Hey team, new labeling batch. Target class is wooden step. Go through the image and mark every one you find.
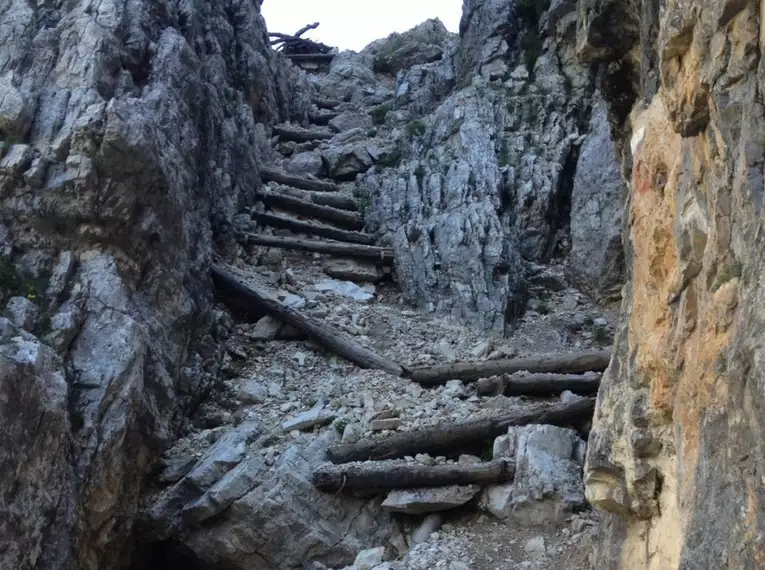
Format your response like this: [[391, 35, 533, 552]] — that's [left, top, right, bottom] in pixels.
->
[[255, 189, 363, 231], [273, 124, 334, 143], [286, 53, 335, 63], [259, 167, 340, 193], [314, 97, 342, 110], [238, 233, 393, 264], [251, 212, 375, 245], [276, 186, 358, 212], [309, 111, 342, 126]]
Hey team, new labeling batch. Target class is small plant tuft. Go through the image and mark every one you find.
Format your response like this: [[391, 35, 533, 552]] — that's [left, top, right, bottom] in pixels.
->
[[593, 325, 612, 346], [712, 260, 743, 292], [334, 419, 348, 436], [375, 149, 402, 169], [406, 120, 427, 138], [414, 164, 427, 187], [370, 102, 393, 125]]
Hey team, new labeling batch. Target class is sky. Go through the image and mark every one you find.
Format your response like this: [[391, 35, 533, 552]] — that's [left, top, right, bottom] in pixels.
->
[[261, 0, 463, 52]]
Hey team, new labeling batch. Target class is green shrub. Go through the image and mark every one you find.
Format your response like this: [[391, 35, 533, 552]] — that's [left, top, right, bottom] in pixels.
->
[[376, 149, 402, 168], [515, 0, 550, 27], [370, 102, 393, 125], [712, 260, 743, 292], [521, 32, 543, 73], [406, 120, 427, 138]]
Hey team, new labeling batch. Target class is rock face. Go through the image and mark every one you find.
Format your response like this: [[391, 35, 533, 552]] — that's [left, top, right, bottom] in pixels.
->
[[145, 432, 404, 570], [360, 0, 624, 332], [0, 0, 310, 568], [581, 1, 765, 568]]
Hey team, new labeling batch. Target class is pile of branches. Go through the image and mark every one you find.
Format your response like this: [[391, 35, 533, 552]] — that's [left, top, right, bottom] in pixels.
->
[[269, 22, 333, 56]]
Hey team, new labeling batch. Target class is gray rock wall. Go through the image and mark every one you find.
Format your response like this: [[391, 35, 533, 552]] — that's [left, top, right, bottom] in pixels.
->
[[0, 1, 311, 568]]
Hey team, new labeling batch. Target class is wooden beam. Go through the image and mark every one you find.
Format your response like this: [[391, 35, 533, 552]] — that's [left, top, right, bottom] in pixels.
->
[[255, 189, 363, 230], [259, 167, 341, 193], [238, 233, 394, 264], [211, 265, 404, 376], [404, 350, 612, 386], [273, 124, 334, 143], [314, 97, 342, 110], [326, 398, 595, 463], [311, 459, 512, 493], [251, 212, 375, 245]]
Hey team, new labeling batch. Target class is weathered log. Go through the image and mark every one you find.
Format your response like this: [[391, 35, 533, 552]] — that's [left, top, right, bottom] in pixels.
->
[[276, 186, 357, 211], [405, 350, 612, 386], [273, 124, 334, 143], [477, 372, 602, 397], [326, 398, 595, 463], [255, 189, 363, 230], [251, 212, 375, 245], [211, 265, 404, 376], [311, 459, 512, 493], [285, 53, 335, 63], [238, 233, 394, 264], [310, 111, 342, 126], [314, 97, 342, 110], [259, 167, 341, 193], [293, 21, 320, 38]]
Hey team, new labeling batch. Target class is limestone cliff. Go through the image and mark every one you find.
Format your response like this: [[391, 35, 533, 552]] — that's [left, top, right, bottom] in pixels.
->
[[581, 0, 765, 567], [0, 1, 310, 569]]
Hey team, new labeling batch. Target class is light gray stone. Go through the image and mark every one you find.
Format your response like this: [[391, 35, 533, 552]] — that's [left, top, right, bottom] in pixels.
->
[[5, 296, 39, 331], [329, 111, 374, 133], [186, 422, 262, 491], [569, 96, 626, 301], [381, 485, 480, 514], [282, 405, 336, 432], [286, 151, 324, 176], [158, 455, 198, 484], [311, 279, 375, 302], [354, 547, 385, 570], [238, 378, 268, 404], [483, 425, 586, 524], [412, 513, 443, 544]]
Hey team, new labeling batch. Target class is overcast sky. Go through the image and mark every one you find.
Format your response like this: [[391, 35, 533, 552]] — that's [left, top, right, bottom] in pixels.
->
[[261, 0, 463, 52]]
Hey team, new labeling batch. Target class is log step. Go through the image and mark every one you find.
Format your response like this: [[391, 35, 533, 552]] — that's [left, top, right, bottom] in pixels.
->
[[273, 124, 334, 143], [255, 189, 363, 231], [238, 233, 394, 264], [211, 265, 404, 376], [310, 111, 342, 126], [259, 166, 340, 193], [404, 350, 612, 386], [276, 186, 358, 212], [476, 372, 602, 397], [326, 398, 595, 464], [314, 97, 342, 110], [286, 53, 335, 63], [311, 459, 512, 493], [251, 211, 375, 245]]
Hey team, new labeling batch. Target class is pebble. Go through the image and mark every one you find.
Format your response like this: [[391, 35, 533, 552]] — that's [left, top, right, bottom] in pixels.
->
[[370, 418, 401, 431]]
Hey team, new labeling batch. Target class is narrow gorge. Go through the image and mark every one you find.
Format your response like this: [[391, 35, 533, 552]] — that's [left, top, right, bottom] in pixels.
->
[[0, 0, 763, 569]]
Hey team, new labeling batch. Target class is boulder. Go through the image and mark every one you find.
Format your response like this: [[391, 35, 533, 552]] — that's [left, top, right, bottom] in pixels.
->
[[482, 425, 587, 524], [285, 151, 324, 176], [175, 432, 405, 569], [5, 296, 39, 331]]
